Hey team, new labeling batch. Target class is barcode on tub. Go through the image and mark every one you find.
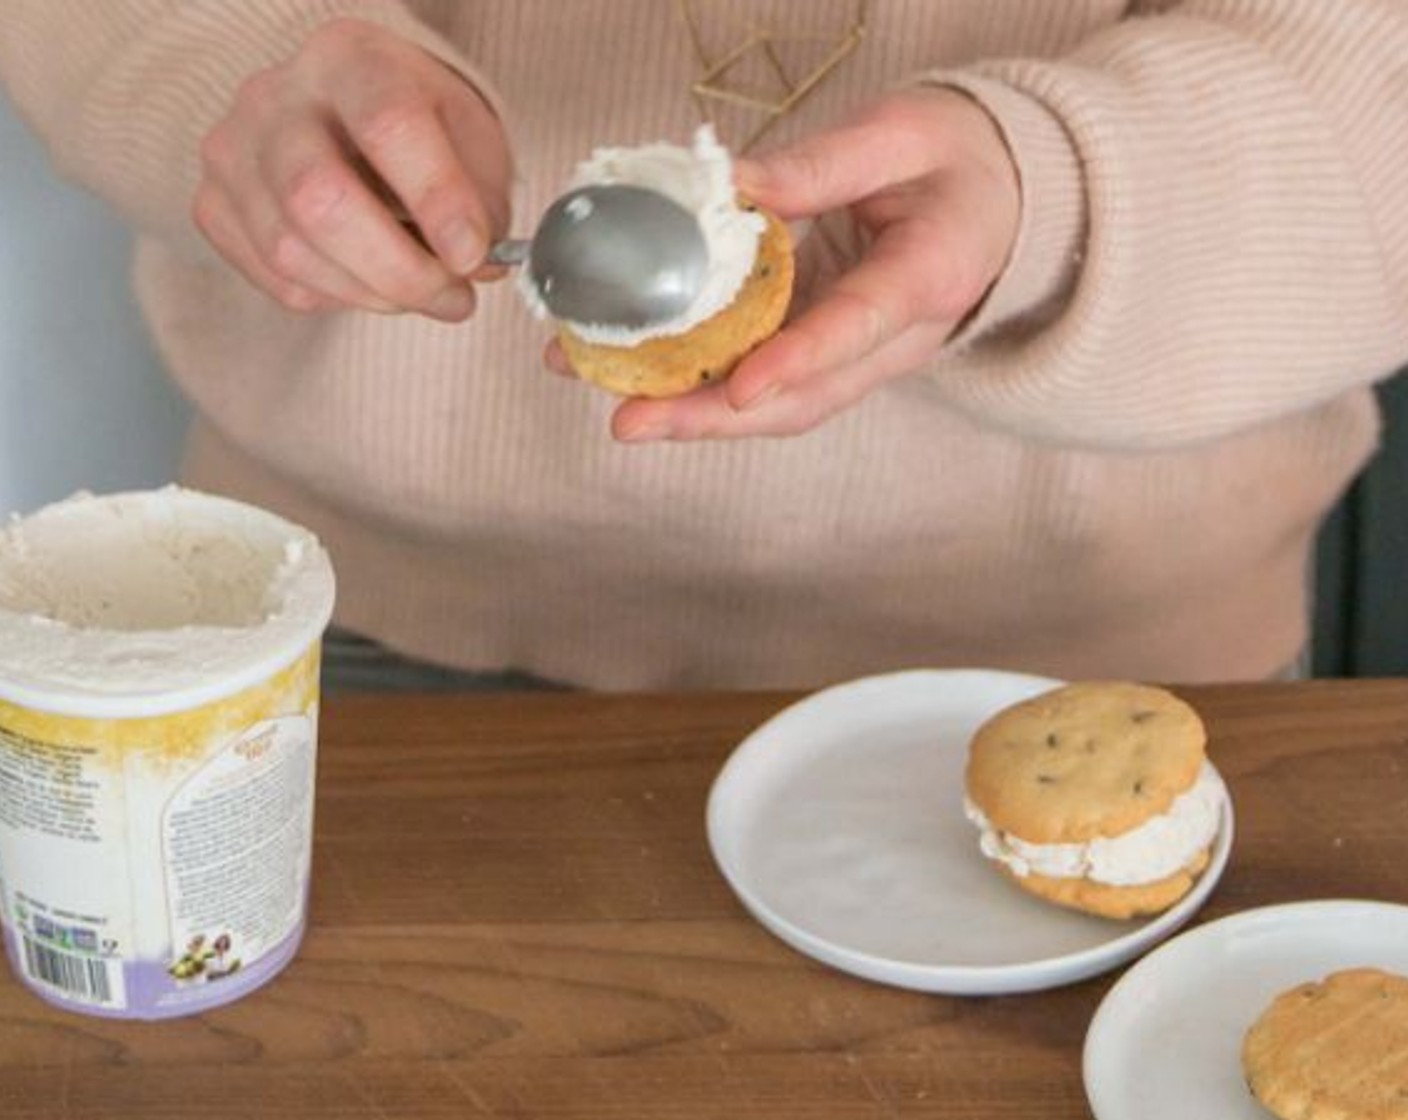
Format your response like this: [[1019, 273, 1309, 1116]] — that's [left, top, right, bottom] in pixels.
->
[[20, 935, 121, 1007]]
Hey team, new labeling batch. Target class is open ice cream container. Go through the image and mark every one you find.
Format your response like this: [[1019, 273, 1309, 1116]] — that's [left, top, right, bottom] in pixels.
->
[[0, 487, 335, 1018]]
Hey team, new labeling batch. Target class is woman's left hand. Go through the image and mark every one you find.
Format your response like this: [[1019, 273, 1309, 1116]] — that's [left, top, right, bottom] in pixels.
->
[[552, 87, 1021, 442]]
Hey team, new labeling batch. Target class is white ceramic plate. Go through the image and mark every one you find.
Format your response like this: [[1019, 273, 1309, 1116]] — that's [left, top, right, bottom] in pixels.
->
[[1084, 899, 1408, 1119], [706, 669, 1234, 995]]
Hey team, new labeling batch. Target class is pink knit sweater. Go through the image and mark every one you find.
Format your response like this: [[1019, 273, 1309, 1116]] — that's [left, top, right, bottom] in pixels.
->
[[5, 1, 1407, 688]]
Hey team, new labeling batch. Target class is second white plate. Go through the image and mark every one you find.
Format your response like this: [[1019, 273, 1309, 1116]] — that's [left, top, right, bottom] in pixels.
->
[[706, 669, 1234, 995], [1084, 899, 1408, 1119]]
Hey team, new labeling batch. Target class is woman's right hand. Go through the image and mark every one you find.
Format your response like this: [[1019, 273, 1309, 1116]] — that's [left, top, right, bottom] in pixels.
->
[[193, 18, 512, 321]]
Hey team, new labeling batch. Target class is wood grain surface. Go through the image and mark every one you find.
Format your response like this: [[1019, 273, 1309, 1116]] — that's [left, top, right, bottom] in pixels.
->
[[1, 680, 1405, 1119]]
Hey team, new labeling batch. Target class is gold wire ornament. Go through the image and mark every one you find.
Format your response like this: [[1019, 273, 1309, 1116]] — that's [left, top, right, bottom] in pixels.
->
[[677, 0, 870, 152]]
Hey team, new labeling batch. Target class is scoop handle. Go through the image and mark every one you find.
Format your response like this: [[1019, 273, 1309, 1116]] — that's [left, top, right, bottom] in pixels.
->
[[485, 239, 530, 267]]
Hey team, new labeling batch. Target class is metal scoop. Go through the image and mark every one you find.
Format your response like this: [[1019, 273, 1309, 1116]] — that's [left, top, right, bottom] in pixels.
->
[[488, 184, 709, 328]]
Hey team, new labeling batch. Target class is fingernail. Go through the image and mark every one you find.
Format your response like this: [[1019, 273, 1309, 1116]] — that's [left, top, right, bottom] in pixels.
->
[[440, 218, 485, 275], [618, 421, 671, 443], [427, 284, 475, 321], [733, 381, 780, 411]]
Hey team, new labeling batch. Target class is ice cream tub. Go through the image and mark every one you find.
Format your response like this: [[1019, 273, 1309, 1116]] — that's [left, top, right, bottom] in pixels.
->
[[0, 487, 335, 1018]]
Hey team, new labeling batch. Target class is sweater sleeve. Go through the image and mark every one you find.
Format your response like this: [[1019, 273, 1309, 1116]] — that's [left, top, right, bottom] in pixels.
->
[[922, 0, 1408, 451], [0, 0, 505, 257]]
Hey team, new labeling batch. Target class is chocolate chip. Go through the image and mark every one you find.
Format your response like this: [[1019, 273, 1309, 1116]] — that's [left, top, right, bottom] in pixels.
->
[[1036, 774, 1057, 785], [1045, 733, 1060, 748], [1131, 710, 1157, 723], [1133, 779, 1146, 795]]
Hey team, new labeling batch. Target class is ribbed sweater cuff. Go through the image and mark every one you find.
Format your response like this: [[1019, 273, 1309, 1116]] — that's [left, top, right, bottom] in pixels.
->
[[916, 72, 1088, 348]]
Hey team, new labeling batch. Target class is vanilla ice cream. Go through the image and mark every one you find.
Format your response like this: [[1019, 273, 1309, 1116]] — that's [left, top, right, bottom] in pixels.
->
[[0, 487, 332, 706], [518, 124, 766, 346], [964, 763, 1225, 887]]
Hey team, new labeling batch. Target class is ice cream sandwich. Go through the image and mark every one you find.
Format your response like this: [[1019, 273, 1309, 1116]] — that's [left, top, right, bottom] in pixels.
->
[[963, 681, 1226, 920]]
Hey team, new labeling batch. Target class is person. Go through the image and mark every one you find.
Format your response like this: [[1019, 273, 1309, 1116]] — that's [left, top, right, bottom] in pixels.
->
[[2, 1, 1406, 691]]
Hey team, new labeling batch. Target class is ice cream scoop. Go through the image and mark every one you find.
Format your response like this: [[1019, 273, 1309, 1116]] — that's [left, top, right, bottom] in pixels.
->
[[489, 184, 709, 328]]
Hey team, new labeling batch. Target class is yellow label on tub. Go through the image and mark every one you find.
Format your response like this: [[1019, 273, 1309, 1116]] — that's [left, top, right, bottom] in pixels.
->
[[0, 647, 320, 762]]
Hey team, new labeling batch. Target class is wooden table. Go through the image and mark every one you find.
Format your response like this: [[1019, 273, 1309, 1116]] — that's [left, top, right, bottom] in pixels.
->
[[2, 680, 1406, 1119]]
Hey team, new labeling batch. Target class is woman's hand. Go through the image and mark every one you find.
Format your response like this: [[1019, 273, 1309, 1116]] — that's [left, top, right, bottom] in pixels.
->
[[193, 18, 512, 321], [595, 87, 1020, 440]]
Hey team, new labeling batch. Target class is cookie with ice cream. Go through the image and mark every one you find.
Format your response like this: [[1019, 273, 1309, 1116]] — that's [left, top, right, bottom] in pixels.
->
[[962, 680, 1226, 920], [522, 126, 794, 399]]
